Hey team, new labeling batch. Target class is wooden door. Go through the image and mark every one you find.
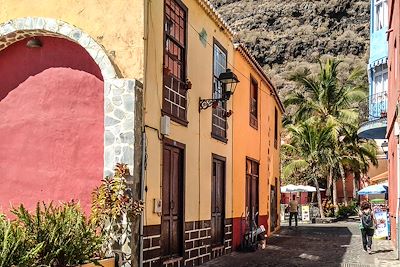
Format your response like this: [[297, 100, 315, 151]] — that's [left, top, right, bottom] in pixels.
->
[[211, 155, 225, 246], [246, 159, 259, 227], [161, 141, 184, 258], [270, 185, 277, 232]]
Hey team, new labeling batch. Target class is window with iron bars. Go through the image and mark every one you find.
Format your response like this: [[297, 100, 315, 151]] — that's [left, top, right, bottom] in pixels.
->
[[212, 41, 228, 141], [163, 0, 188, 125]]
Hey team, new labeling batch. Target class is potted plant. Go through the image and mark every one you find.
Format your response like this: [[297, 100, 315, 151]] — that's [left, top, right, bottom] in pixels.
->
[[91, 163, 144, 267]]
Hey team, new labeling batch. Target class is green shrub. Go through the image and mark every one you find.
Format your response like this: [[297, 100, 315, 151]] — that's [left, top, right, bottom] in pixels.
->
[[336, 200, 358, 218], [0, 214, 43, 267], [10, 202, 103, 266]]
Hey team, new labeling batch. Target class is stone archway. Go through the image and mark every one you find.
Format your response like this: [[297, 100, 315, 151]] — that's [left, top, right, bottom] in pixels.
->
[[0, 17, 139, 177], [0, 18, 141, 267]]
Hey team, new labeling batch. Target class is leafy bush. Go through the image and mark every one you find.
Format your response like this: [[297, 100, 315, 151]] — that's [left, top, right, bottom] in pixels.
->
[[0, 202, 103, 267], [0, 215, 43, 267], [336, 200, 358, 218], [12, 202, 103, 266], [322, 199, 336, 217]]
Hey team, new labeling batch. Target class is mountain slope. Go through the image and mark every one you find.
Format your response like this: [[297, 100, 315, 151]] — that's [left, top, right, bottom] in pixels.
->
[[212, 0, 370, 95]]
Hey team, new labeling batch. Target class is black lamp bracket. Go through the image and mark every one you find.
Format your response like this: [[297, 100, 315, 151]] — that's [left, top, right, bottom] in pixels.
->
[[199, 98, 225, 112]]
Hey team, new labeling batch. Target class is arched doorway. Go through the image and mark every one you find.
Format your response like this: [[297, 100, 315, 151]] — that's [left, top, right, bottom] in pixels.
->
[[0, 36, 104, 213], [0, 17, 139, 266]]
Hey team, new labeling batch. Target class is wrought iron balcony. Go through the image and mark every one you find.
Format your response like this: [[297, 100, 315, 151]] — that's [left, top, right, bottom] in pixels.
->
[[359, 91, 388, 122], [358, 91, 387, 139]]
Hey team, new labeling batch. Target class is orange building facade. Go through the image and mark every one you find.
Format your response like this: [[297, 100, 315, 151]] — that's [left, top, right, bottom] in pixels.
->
[[231, 44, 284, 250]]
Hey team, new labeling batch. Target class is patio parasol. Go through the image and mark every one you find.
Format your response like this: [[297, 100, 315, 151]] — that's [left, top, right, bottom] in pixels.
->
[[357, 184, 388, 195]]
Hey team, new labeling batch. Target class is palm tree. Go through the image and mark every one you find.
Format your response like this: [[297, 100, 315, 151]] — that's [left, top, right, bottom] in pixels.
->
[[282, 121, 334, 218], [284, 58, 368, 206], [284, 59, 367, 127]]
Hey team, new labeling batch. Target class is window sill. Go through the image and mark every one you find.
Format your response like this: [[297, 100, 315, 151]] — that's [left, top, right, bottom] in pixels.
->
[[162, 110, 189, 127], [250, 122, 258, 130], [211, 132, 228, 144]]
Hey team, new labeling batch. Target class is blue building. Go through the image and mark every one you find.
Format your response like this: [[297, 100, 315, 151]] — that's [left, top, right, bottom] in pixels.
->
[[358, 0, 389, 139]]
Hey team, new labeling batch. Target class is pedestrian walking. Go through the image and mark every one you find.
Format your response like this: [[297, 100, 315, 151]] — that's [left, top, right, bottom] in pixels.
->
[[359, 201, 376, 254], [288, 195, 299, 228]]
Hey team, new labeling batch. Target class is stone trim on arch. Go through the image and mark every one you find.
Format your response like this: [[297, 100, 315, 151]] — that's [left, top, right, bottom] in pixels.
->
[[0, 17, 117, 80]]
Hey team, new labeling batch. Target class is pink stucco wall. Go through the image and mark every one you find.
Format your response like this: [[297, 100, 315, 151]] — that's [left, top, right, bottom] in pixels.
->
[[387, 0, 400, 245], [0, 36, 104, 214]]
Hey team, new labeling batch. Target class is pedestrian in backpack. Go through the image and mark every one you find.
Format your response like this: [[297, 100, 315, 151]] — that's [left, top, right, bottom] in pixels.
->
[[359, 201, 375, 254], [288, 195, 299, 228]]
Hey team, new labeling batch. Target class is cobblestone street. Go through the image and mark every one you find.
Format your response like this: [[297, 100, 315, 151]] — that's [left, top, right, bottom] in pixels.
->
[[200, 222, 400, 267]]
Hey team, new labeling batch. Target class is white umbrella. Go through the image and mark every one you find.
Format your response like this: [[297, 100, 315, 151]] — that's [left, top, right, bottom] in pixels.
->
[[281, 185, 325, 193], [300, 185, 325, 192], [281, 184, 299, 193]]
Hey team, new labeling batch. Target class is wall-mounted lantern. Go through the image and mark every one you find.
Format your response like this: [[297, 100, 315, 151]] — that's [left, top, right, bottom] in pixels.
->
[[199, 69, 239, 111], [26, 38, 42, 48], [381, 140, 388, 159]]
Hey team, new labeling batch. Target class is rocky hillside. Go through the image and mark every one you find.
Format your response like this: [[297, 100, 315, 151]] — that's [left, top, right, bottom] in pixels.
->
[[212, 0, 370, 96]]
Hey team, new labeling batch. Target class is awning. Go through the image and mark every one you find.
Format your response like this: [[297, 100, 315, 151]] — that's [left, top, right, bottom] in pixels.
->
[[370, 171, 388, 183], [368, 57, 388, 69]]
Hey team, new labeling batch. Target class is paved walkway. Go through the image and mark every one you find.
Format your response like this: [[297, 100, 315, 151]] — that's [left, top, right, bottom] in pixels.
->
[[200, 221, 400, 267]]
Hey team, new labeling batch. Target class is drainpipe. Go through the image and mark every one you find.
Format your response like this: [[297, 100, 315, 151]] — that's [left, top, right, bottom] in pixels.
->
[[140, 0, 150, 264], [139, 131, 147, 267]]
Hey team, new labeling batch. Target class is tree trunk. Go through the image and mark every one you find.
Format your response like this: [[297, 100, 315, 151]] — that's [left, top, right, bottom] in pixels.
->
[[313, 176, 325, 218], [352, 171, 359, 200], [332, 176, 338, 214], [339, 163, 348, 206], [326, 167, 332, 197]]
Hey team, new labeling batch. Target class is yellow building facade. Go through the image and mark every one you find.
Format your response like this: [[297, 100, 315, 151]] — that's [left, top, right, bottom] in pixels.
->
[[143, 1, 235, 266], [231, 45, 284, 250]]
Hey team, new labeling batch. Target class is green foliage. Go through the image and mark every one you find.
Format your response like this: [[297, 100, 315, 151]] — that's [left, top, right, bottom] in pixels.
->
[[322, 199, 336, 218], [282, 57, 378, 215], [12, 202, 103, 266], [0, 215, 43, 267], [337, 200, 358, 218], [0, 202, 102, 267]]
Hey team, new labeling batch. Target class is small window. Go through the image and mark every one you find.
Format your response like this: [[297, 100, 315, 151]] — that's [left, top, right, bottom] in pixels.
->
[[375, 0, 388, 31], [163, 0, 188, 125], [274, 108, 278, 149], [395, 40, 398, 81], [212, 41, 228, 141], [250, 78, 258, 129], [372, 64, 388, 119], [373, 64, 388, 96]]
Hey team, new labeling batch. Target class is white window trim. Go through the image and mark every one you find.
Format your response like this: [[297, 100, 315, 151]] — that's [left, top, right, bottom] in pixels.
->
[[373, 64, 388, 96], [375, 0, 388, 31]]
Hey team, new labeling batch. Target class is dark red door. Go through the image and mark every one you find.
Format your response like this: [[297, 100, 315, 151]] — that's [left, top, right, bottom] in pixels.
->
[[270, 185, 277, 232], [161, 141, 184, 258], [246, 159, 259, 227], [211, 155, 225, 246]]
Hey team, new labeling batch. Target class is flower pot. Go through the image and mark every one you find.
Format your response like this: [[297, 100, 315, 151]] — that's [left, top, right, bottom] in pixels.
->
[[78, 258, 115, 267]]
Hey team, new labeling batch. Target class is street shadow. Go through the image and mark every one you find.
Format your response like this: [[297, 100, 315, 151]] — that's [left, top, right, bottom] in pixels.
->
[[199, 224, 355, 267], [265, 225, 353, 267]]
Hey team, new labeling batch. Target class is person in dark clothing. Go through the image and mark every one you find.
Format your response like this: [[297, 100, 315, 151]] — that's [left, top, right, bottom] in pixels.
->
[[288, 195, 299, 228], [359, 201, 376, 254]]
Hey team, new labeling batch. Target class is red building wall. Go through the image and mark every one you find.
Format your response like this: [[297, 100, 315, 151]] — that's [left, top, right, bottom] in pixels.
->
[[281, 193, 308, 205], [0, 36, 104, 214], [387, 0, 400, 245], [335, 172, 357, 203]]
